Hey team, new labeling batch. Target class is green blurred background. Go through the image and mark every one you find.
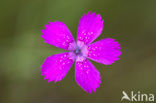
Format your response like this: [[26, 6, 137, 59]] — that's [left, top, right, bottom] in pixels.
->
[[0, 0, 156, 103]]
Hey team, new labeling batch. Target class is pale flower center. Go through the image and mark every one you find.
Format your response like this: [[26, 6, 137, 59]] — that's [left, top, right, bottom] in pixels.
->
[[68, 41, 88, 62]]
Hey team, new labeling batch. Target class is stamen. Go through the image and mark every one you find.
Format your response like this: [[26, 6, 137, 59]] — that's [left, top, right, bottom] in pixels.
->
[[75, 46, 81, 55]]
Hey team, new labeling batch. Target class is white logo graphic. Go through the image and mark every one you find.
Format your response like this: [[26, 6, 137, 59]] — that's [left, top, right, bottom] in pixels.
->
[[121, 91, 155, 102], [121, 91, 131, 101]]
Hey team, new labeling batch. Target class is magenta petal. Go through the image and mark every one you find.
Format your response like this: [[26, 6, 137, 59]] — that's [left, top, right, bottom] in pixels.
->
[[75, 59, 101, 93], [41, 52, 75, 82], [41, 21, 76, 50], [77, 12, 104, 45], [87, 38, 121, 65]]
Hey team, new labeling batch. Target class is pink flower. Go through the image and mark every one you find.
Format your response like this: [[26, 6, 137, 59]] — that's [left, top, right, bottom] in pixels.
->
[[41, 12, 121, 93]]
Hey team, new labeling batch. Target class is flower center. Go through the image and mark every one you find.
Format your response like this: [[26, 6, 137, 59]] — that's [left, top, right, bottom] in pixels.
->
[[69, 41, 89, 62], [74, 46, 82, 56]]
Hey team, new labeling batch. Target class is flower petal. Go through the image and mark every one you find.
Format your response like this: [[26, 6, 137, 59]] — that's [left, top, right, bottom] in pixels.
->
[[77, 12, 104, 45], [41, 52, 75, 82], [75, 59, 101, 93], [41, 21, 76, 50], [87, 38, 121, 65]]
